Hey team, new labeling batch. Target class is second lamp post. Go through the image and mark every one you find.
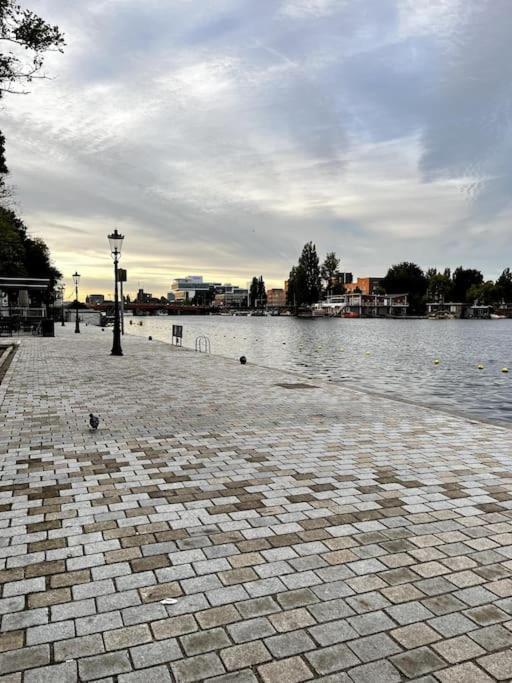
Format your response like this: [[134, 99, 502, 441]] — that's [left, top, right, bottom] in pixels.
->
[[73, 272, 80, 333], [108, 229, 124, 356]]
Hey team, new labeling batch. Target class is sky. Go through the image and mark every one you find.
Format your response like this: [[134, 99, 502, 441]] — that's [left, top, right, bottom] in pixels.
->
[[3, 0, 512, 297]]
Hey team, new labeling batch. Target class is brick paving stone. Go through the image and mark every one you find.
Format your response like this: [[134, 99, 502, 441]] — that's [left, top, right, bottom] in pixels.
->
[[265, 629, 315, 658], [54, 634, 105, 661], [151, 614, 198, 639], [390, 622, 441, 649], [432, 634, 485, 663], [347, 632, 402, 662], [308, 619, 358, 646], [0, 646, 49, 675], [104, 624, 152, 650], [228, 617, 275, 642], [23, 661, 77, 683], [391, 646, 446, 678], [305, 643, 359, 675], [478, 651, 512, 680], [78, 651, 132, 681], [206, 671, 258, 683], [469, 624, 512, 651], [269, 608, 315, 632], [220, 641, 272, 671], [118, 665, 174, 683], [258, 656, 314, 683], [435, 662, 494, 683], [181, 627, 231, 655], [348, 659, 402, 683], [197, 605, 241, 629], [171, 653, 225, 682], [130, 638, 182, 668]]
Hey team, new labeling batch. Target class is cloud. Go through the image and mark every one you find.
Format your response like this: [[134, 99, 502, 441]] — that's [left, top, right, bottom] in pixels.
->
[[2, 0, 512, 295]]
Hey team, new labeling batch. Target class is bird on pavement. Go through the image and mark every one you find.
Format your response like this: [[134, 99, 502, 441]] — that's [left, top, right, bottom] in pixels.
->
[[89, 414, 100, 430]]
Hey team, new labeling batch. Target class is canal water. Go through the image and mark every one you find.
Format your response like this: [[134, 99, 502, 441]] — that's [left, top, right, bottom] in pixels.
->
[[126, 315, 512, 424]]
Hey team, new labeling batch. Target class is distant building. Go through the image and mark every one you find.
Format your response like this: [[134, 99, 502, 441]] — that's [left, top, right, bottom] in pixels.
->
[[86, 294, 105, 305], [345, 277, 383, 295], [267, 288, 286, 307], [136, 288, 153, 304], [214, 285, 248, 308], [426, 302, 491, 319], [171, 276, 221, 303], [317, 293, 408, 317]]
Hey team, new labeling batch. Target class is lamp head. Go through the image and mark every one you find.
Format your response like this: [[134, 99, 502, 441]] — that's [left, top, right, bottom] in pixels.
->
[[108, 229, 124, 258]]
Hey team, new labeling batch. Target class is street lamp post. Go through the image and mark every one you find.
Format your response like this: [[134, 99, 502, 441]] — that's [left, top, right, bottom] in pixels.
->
[[60, 285, 65, 326], [73, 272, 80, 334], [108, 229, 124, 356]]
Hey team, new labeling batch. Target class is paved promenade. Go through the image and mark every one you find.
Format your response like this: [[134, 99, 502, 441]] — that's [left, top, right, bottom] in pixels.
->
[[0, 326, 512, 682]]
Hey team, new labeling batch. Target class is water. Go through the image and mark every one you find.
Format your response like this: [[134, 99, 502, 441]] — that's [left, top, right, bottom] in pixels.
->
[[126, 315, 512, 424]]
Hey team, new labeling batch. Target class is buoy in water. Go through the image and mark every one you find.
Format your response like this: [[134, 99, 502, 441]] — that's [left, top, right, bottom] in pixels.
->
[[501, 367, 509, 373], [240, 356, 247, 365], [148, 336, 152, 341], [477, 364, 484, 370], [434, 359, 440, 365]]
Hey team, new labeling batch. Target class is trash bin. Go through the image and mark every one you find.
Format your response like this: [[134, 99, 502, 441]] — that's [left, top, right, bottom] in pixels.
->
[[41, 319, 55, 337]]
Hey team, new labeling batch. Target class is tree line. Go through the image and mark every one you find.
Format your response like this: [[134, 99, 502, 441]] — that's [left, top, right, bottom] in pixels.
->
[[286, 244, 512, 315], [0, 2, 64, 287]]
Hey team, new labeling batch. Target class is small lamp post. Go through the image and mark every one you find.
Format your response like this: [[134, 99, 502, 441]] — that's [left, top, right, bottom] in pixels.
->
[[59, 284, 65, 326], [108, 229, 124, 356], [73, 272, 80, 334]]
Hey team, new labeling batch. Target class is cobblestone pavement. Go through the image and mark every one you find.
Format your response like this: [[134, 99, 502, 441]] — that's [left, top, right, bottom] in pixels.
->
[[1, 326, 512, 682]]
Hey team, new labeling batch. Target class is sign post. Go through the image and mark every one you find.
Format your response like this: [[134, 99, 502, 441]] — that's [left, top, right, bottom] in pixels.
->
[[172, 324, 183, 346], [118, 268, 127, 334]]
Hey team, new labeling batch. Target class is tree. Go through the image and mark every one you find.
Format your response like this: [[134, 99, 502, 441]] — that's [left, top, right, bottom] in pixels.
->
[[451, 267, 484, 303], [0, 1, 65, 98], [382, 262, 427, 315], [426, 268, 452, 302], [467, 281, 499, 306], [321, 251, 340, 297], [249, 277, 258, 308], [256, 275, 266, 308], [495, 268, 512, 303], [297, 242, 321, 305], [0, 206, 61, 285]]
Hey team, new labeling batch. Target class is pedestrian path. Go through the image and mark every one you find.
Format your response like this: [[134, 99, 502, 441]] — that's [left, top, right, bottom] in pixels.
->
[[0, 326, 511, 681]]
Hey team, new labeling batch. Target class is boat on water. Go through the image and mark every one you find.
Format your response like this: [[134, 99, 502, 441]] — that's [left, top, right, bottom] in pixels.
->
[[490, 313, 507, 320]]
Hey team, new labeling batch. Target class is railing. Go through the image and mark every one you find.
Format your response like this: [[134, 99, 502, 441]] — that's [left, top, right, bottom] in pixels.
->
[[195, 335, 211, 353], [0, 307, 47, 318]]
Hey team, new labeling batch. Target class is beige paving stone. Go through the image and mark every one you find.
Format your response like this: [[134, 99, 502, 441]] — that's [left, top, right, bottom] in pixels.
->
[[258, 655, 313, 682]]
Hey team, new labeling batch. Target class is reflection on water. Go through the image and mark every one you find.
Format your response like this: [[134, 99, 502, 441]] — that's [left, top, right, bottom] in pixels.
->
[[127, 316, 512, 423]]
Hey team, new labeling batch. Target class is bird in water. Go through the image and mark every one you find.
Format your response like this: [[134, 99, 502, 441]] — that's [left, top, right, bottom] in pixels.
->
[[89, 414, 100, 430]]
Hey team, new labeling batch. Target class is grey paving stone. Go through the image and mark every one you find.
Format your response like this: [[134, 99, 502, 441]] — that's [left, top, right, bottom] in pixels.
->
[[265, 629, 315, 658], [227, 617, 275, 643], [306, 643, 359, 675], [348, 659, 402, 683], [54, 634, 105, 661], [171, 653, 225, 682], [181, 627, 231, 656], [130, 638, 182, 668], [24, 661, 77, 683], [391, 646, 446, 678], [347, 632, 402, 662], [78, 651, 132, 681], [0, 645, 50, 675], [118, 665, 174, 683], [308, 619, 358, 646], [348, 610, 397, 636]]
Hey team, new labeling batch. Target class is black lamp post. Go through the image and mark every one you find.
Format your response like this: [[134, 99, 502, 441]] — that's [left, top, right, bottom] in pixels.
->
[[108, 229, 124, 356], [59, 285, 65, 326], [73, 272, 80, 333]]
